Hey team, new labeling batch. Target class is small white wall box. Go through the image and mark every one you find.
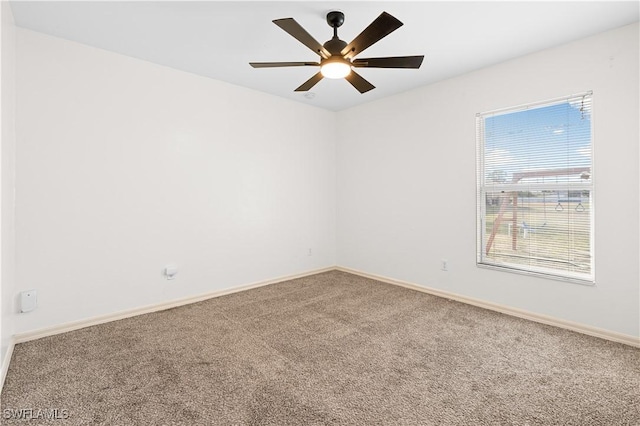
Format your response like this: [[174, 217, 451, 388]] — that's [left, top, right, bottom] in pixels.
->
[[20, 290, 37, 313], [163, 265, 178, 280]]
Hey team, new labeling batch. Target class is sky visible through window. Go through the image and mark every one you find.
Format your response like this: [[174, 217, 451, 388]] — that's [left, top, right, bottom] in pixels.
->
[[484, 98, 591, 184]]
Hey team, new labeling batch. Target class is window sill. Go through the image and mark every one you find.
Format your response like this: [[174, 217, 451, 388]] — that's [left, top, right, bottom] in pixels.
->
[[476, 262, 595, 286]]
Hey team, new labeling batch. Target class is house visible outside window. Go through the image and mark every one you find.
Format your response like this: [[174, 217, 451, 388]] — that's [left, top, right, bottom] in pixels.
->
[[476, 92, 594, 283]]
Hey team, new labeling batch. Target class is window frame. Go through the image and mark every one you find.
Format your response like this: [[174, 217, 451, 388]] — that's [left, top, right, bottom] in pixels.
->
[[476, 92, 595, 285]]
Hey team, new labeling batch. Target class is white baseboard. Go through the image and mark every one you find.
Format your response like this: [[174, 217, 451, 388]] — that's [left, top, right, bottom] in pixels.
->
[[1, 337, 16, 394], [10, 265, 639, 350], [336, 266, 640, 348], [13, 267, 335, 344]]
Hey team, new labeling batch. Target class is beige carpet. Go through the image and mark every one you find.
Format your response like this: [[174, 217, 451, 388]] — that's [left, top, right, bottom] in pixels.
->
[[2, 271, 639, 425]]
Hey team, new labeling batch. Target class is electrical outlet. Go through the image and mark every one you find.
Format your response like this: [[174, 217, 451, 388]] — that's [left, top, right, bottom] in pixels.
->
[[307, 248, 313, 256], [441, 260, 448, 271]]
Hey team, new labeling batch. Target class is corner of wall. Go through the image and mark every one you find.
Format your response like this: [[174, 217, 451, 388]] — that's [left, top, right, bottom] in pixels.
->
[[1, 0, 17, 391]]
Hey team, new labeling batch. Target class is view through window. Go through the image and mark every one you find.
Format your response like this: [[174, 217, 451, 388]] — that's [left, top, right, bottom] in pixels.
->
[[476, 92, 594, 283]]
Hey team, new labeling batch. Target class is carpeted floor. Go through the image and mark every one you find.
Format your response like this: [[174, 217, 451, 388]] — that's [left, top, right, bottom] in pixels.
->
[[2, 270, 639, 425]]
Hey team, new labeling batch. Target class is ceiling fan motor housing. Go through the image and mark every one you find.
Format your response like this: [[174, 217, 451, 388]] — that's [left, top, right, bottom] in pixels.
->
[[323, 38, 347, 56]]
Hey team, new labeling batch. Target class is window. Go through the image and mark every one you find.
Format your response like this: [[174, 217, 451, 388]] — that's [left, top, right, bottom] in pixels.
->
[[476, 92, 593, 283]]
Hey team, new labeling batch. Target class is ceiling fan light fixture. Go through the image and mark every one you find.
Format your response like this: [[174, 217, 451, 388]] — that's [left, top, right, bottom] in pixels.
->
[[250, 11, 424, 93], [320, 59, 351, 79]]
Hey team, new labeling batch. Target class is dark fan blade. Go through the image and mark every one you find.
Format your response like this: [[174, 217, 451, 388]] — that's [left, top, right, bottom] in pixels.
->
[[273, 18, 331, 58], [345, 70, 375, 93], [341, 12, 403, 58], [250, 62, 319, 68], [352, 55, 424, 69], [294, 72, 324, 92]]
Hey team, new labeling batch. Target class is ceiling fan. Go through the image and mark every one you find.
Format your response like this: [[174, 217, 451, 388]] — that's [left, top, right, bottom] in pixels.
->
[[250, 11, 424, 94]]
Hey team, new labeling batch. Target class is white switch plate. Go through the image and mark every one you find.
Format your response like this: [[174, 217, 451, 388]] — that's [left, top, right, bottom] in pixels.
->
[[20, 290, 37, 313]]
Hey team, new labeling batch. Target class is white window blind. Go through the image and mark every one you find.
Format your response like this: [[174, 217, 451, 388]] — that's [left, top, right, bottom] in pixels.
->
[[476, 92, 594, 283]]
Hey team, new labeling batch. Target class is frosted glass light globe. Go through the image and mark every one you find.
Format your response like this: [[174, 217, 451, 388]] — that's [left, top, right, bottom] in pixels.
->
[[320, 60, 351, 79]]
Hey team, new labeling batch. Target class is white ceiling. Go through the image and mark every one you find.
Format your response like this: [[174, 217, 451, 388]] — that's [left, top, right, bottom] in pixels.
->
[[10, 1, 639, 111]]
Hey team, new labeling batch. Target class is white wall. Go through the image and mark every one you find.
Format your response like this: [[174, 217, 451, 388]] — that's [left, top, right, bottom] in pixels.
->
[[14, 29, 336, 333], [9, 22, 640, 340], [337, 23, 639, 337], [1, 1, 16, 375]]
